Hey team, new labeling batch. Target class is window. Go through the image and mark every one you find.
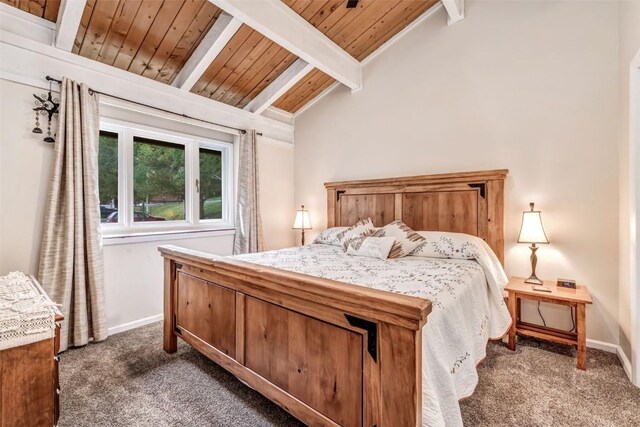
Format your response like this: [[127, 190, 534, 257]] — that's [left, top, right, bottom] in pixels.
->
[[98, 120, 234, 237], [98, 131, 118, 223], [199, 147, 223, 220], [133, 137, 186, 222]]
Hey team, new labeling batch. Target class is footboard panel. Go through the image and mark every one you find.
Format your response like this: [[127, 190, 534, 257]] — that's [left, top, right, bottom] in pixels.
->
[[160, 245, 431, 427], [244, 296, 363, 427], [175, 272, 236, 358]]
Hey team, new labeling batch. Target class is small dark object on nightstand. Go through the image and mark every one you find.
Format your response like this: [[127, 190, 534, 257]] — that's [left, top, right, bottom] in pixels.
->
[[557, 278, 577, 289]]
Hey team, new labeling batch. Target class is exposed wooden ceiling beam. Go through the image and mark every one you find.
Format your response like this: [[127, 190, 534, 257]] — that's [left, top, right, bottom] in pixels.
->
[[208, 0, 362, 91], [172, 12, 242, 91], [441, 0, 464, 25], [54, 0, 86, 51], [244, 58, 313, 115]]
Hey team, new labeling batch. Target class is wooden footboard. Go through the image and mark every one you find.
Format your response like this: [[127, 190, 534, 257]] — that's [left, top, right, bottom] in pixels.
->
[[159, 245, 432, 427]]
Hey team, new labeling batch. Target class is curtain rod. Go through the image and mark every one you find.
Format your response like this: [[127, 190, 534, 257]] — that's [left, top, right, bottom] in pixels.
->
[[45, 76, 263, 136]]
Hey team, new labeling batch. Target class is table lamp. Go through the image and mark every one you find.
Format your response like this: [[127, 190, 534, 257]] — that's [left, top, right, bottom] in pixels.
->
[[293, 205, 312, 245], [517, 202, 549, 285]]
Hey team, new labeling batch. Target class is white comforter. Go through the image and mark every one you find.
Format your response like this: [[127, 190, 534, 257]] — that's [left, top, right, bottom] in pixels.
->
[[233, 239, 511, 427]]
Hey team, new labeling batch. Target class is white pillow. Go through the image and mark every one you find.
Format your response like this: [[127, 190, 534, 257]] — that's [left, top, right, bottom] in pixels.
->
[[312, 227, 349, 246], [344, 236, 395, 260], [335, 218, 376, 247], [372, 220, 425, 259]]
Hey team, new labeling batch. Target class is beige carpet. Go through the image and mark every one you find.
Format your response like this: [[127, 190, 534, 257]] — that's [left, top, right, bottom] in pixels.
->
[[59, 322, 639, 426], [460, 338, 639, 426]]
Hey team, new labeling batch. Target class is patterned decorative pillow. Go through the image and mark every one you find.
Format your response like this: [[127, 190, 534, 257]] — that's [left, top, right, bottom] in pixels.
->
[[335, 218, 376, 247], [373, 220, 426, 259], [344, 236, 396, 260], [312, 227, 349, 246]]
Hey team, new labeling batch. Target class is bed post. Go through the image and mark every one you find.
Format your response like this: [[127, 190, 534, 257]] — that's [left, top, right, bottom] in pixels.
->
[[379, 323, 423, 426], [486, 178, 505, 265], [163, 257, 177, 353], [327, 188, 336, 227]]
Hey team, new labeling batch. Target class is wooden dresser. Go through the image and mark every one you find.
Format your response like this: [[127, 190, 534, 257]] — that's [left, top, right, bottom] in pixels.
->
[[0, 276, 63, 427]]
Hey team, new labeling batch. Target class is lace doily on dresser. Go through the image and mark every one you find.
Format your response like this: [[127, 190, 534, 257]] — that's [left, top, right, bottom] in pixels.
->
[[0, 271, 57, 351]]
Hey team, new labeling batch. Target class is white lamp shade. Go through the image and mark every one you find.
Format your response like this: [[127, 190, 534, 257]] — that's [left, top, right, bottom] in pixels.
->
[[518, 210, 549, 244], [293, 208, 312, 230]]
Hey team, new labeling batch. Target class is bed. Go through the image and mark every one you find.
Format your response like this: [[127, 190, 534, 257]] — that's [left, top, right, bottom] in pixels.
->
[[159, 169, 510, 427]]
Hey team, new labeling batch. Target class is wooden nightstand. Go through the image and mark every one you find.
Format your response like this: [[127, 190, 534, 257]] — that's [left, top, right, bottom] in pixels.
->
[[505, 276, 592, 370]]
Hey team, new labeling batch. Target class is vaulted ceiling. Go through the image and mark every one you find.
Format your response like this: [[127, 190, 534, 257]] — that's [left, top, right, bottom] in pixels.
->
[[191, 23, 298, 109], [1, 0, 61, 22], [73, 0, 223, 84], [1, 0, 445, 115]]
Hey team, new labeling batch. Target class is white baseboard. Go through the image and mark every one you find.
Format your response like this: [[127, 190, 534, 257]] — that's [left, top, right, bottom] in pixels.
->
[[587, 338, 632, 383], [107, 314, 163, 336], [617, 346, 633, 381], [586, 338, 618, 353]]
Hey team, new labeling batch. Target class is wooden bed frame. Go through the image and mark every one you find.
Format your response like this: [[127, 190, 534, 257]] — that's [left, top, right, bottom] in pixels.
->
[[159, 169, 507, 427]]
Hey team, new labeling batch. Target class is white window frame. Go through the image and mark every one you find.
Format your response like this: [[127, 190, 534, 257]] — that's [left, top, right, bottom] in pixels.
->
[[99, 118, 235, 239]]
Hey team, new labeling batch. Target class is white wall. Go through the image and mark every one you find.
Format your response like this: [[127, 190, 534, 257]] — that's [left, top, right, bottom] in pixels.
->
[[0, 78, 294, 333], [618, 0, 640, 369], [294, 1, 620, 345], [0, 80, 53, 274], [102, 234, 235, 333], [258, 135, 295, 250]]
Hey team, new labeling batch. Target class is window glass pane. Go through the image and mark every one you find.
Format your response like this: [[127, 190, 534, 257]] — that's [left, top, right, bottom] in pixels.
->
[[133, 137, 185, 222], [199, 147, 223, 220], [98, 131, 118, 223]]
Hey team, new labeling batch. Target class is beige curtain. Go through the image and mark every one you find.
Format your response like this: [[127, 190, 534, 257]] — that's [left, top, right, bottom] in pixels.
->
[[38, 77, 107, 352], [233, 130, 263, 254]]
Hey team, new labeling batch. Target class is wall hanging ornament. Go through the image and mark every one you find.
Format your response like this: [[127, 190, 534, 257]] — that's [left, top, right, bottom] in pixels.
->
[[32, 79, 59, 143], [32, 109, 42, 134]]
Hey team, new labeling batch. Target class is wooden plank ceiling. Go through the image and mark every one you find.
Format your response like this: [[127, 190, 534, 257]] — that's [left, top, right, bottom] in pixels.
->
[[4, 0, 439, 114], [1, 0, 60, 22], [273, 0, 439, 112], [191, 23, 297, 109], [193, 0, 439, 113], [72, 0, 222, 84]]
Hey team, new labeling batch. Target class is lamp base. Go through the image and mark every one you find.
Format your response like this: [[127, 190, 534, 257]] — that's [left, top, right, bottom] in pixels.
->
[[525, 244, 544, 285], [524, 275, 544, 285]]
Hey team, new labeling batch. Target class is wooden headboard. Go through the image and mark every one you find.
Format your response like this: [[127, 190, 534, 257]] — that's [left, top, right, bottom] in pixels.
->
[[325, 169, 508, 264]]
